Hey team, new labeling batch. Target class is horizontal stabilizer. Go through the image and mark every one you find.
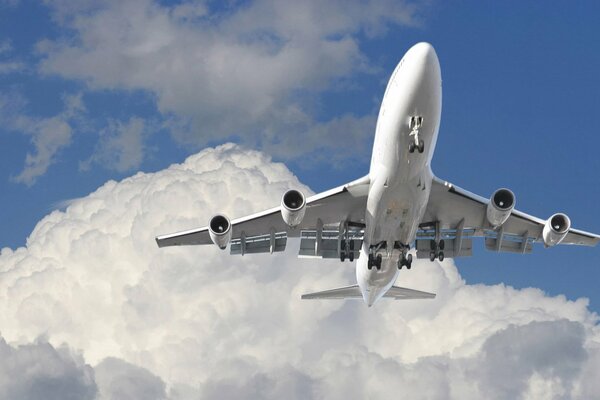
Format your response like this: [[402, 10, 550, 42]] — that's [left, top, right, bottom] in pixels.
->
[[301, 285, 435, 300], [301, 285, 363, 300], [383, 286, 436, 299]]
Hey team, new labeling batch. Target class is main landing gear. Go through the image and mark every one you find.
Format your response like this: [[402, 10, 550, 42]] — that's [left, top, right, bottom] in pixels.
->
[[367, 253, 382, 271], [408, 116, 425, 154], [340, 239, 355, 262], [367, 242, 414, 271], [429, 239, 445, 262], [367, 242, 385, 270], [395, 242, 412, 270]]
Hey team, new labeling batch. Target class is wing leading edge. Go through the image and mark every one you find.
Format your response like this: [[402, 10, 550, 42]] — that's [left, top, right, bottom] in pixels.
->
[[155, 175, 370, 248], [422, 176, 600, 251]]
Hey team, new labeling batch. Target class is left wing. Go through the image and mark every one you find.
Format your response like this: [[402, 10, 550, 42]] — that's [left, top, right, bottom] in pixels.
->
[[419, 176, 600, 257], [156, 175, 370, 248]]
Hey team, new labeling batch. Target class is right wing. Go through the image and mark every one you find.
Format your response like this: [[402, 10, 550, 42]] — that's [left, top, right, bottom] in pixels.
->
[[156, 175, 370, 248], [418, 176, 600, 257]]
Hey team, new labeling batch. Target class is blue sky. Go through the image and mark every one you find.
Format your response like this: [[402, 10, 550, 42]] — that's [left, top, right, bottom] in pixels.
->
[[3, 2, 600, 397], [1, 0, 600, 312]]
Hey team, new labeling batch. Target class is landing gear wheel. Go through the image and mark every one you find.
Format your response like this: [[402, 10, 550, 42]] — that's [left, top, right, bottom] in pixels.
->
[[439, 240, 445, 251], [429, 251, 436, 262], [340, 252, 346, 262], [408, 142, 416, 153], [367, 254, 374, 270], [417, 140, 424, 153], [406, 254, 413, 269], [438, 251, 444, 262], [349, 241, 355, 262], [430, 239, 437, 251], [376, 254, 382, 270]]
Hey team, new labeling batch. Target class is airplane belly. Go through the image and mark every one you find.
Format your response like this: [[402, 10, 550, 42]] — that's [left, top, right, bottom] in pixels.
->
[[366, 42, 441, 246], [368, 172, 432, 245]]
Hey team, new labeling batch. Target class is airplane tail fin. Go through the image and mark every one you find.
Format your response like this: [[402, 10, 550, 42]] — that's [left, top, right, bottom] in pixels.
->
[[301, 285, 435, 300]]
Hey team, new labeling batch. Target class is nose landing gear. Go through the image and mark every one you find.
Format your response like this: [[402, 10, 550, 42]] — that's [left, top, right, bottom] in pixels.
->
[[408, 116, 425, 154]]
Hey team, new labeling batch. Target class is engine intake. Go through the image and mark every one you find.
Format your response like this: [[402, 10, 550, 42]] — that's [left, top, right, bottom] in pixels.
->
[[209, 214, 232, 249], [486, 188, 515, 227], [281, 189, 306, 228], [542, 213, 571, 247]]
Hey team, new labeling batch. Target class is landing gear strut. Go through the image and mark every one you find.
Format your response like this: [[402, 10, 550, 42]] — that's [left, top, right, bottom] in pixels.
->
[[367, 242, 385, 270], [367, 253, 383, 270], [396, 242, 412, 270], [408, 116, 425, 154], [429, 239, 445, 262]]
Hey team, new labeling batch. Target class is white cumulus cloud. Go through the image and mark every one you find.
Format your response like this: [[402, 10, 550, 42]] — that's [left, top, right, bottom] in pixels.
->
[[0, 144, 599, 399]]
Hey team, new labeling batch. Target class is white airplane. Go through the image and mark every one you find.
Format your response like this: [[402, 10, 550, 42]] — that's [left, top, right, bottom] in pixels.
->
[[156, 42, 600, 307]]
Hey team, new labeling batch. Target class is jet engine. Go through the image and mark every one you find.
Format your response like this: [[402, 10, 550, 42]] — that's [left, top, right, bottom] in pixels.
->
[[281, 189, 306, 228], [542, 213, 571, 247], [486, 188, 515, 227], [209, 214, 232, 249]]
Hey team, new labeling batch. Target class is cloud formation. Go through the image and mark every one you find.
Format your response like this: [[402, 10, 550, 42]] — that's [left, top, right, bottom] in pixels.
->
[[0, 92, 84, 185], [37, 0, 414, 160], [80, 116, 149, 173], [1, 144, 599, 399]]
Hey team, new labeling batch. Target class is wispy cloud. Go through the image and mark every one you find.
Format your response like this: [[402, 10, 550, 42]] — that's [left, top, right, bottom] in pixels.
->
[[0, 92, 84, 186], [37, 0, 418, 160], [80, 117, 149, 173]]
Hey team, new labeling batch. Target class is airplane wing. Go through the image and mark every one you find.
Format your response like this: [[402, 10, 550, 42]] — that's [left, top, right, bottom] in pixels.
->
[[155, 175, 370, 248], [419, 176, 600, 257]]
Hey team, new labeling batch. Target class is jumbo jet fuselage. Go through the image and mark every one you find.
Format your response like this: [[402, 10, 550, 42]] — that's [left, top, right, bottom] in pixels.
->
[[155, 42, 599, 306], [357, 42, 442, 306]]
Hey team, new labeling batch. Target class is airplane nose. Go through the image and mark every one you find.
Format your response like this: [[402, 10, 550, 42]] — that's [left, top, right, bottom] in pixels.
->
[[409, 42, 438, 65]]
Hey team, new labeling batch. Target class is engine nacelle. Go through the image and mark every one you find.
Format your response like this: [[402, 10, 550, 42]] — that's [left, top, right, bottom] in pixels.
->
[[542, 213, 571, 247], [486, 188, 515, 227], [209, 214, 232, 249], [281, 189, 306, 228]]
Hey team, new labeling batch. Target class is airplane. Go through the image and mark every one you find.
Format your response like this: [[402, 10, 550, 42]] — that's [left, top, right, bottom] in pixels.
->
[[155, 42, 600, 307]]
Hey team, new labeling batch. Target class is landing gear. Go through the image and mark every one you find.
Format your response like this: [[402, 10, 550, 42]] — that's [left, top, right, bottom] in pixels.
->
[[398, 253, 413, 270], [395, 242, 412, 270], [429, 238, 445, 262], [339, 240, 355, 262], [368, 253, 382, 270], [408, 116, 425, 154]]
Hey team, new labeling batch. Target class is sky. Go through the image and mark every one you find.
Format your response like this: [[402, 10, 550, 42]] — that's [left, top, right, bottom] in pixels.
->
[[1, 1, 600, 399]]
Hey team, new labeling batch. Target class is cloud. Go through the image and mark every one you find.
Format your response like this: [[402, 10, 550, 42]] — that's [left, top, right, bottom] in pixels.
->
[[94, 357, 167, 400], [0, 144, 599, 399], [0, 337, 97, 400], [80, 116, 149, 173], [0, 92, 84, 185], [0, 39, 25, 74], [37, 0, 417, 160]]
